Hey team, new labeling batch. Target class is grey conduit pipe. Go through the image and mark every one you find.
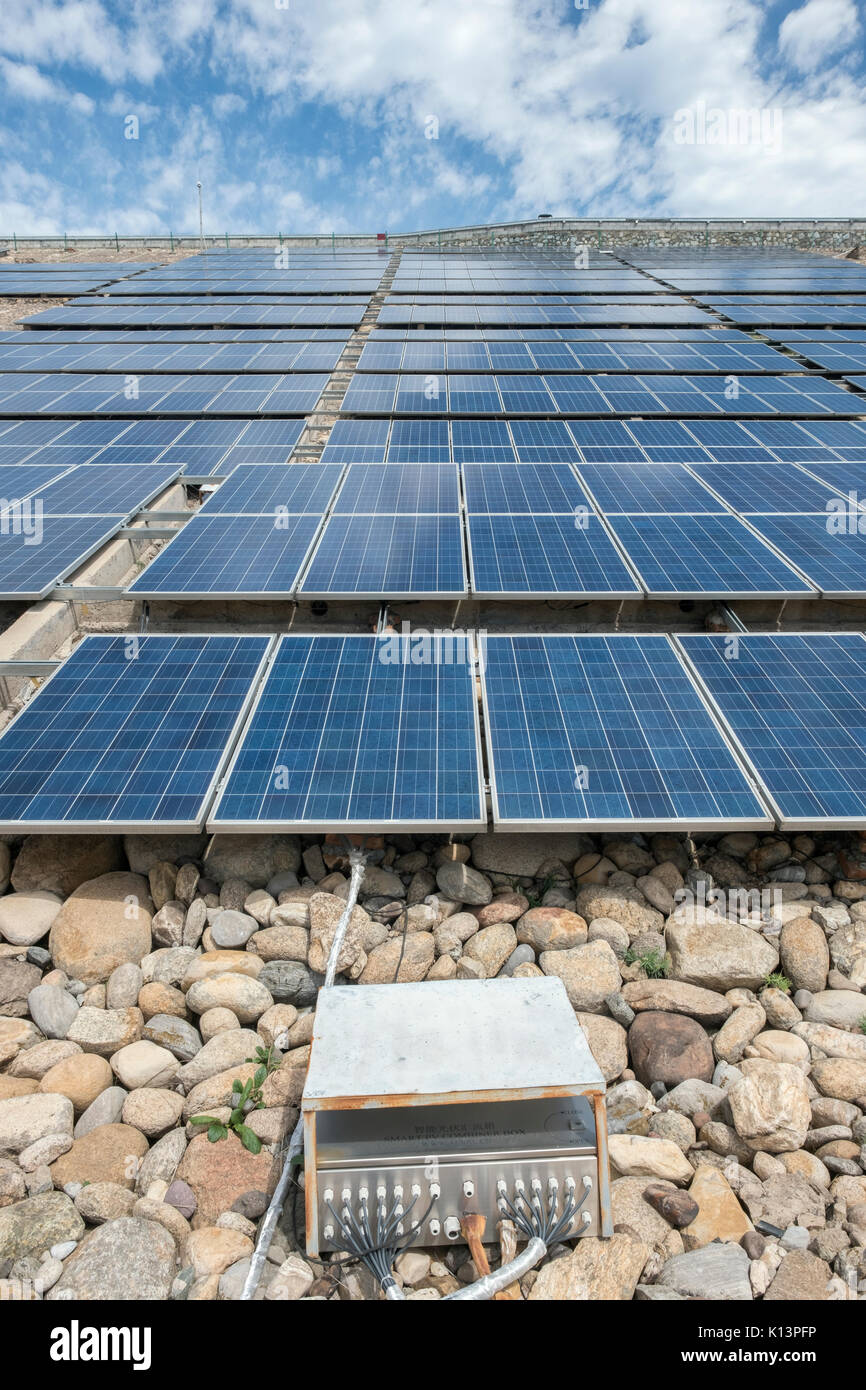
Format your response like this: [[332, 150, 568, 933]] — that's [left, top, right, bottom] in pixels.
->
[[441, 1238, 547, 1301], [240, 850, 371, 1300]]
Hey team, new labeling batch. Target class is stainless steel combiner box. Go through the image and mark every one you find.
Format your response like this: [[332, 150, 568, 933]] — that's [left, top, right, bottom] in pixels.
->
[[302, 976, 613, 1255]]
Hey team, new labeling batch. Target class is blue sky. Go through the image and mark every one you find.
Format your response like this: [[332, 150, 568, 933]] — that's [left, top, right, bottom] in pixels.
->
[[0, 0, 863, 235]]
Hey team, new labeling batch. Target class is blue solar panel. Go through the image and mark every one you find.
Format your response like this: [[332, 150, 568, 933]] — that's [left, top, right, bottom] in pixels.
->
[[481, 635, 769, 829], [199, 464, 342, 514], [0, 516, 127, 598], [27, 463, 180, 515], [688, 463, 842, 513], [743, 514, 866, 595], [0, 634, 271, 830], [299, 514, 466, 597], [126, 513, 322, 597], [576, 463, 723, 513], [462, 463, 589, 512], [209, 635, 485, 830], [678, 632, 866, 826], [333, 464, 459, 513], [467, 514, 641, 597], [320, 419, 390, 463], [388, 419, 451, 462], [605, 514, 815, 597]]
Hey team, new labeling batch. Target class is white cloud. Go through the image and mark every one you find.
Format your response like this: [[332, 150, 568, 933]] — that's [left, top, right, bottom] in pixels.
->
[[778, 0, 859, 72], [0, 55, 94, 113], [212, 92, 247, 118]]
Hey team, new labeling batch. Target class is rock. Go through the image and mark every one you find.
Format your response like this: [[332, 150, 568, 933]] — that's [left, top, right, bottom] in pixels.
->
[[714, 1003, 767, 1064], [515, 907, 587, 953], [635, 875, 676, 916], [148, 862, 178, 912], [804, 990, 866, 1032], [305, 893, 369, 978], [471, 893, 528, 928], [764, 1250, 833, 1300], [123, 835, 206, 876], [134, 1129, 187, 1195], [67, 1006, 143, 1057], [49, 873, 154, 985], [187, 1225, 253, 1277], [811, 1058, 866, 1102], [830, 922, 866, 984], [186, 974, 273, 1025], [0, 1191, 84, 1261], [759, 986, 803, 1031], [794, 1020, 866, 1061], [12, 836, 123, 897], [608, 1134, 694, 1184], [680, 1166, 752, 1250], [0, 1092, 74, 1152], [75, 1182, 137, 1224], [183, 899, 207, 948], [0, 890, 62, 948], [621, 979, 731, 1027], [121, 1088, 184, 1137], [435, 862, 492, 906], [248, 923, 309, 963], [657, 1078, 726, 1120], [470, 832, 593, 878], [539, 939, 620, 1013], [728, 1060, 811, 1153], [0, 1075, 39, 1099], [176, 1132, 278, 1228], [657, 1242, 752, 1299], [210, 910, 259, 950], [143, 1014, 202, 1064], [529, 1232, 648, 1300], [50, 1123, 149, 1189], [462, 923, 517, 977], [74, 1086, 127, 1138], [666, 919, 778, 991], [610, 1177, 686, 1253], [174, 1029, 260, 1091], [38, 1053, 112, 1113], [778, 917, 834, 995], [182, 1062, 259, 1121], [46, 1216, 176, 1301], [203, 836, 300, 888], [574, 886, 664, 938], [748, 1030, 810, 1068], [143, 945, 199, 987], [199, 1009, 240, 1042], [18, 1131, 73, 1171], [358, 933, 435, 984], [151, 901, 185, 948], [251, 960, 317, 1008], [267, 1252, 315, 1301], [576, 1013, 628, 1082], [26, 982, 79, 1040], [574, 854, 617, 885], [164, 1179, 196, 1219], [642, 1182, 700, 1229], [132, 1196, 191, 1248], [105, 962, 144, 1011], [109, 1040, 179, 1090], [628, 1012, 714, 1088], [746, 1173, 826, 1231]]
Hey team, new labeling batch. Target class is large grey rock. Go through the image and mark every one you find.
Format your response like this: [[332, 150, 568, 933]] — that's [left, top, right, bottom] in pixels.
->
[[656, 1242, 752, 1299], [803, 990, 866, 1032], [203, 835, 301, 888], [175, 1029, 261, 1091], [657, 1078, 727, 1119], [46, 1216, 176, 1300], [66, 1006, 143, 1057], [665, 920, 779, 991], [11, 835, 123, 897], [74, 1086, 128, 1138], [123, 834, 208, 875], [210, 910, 259, 949], [142, 1014, 202, 1064], [27, 982, 79, 1039], [0, 1190, 83, 1261], [0, 1092, 74, 1152], [258, 960, 320, 1007], [470, 832, 594, 878], [134, 1127, 187, 1194], [435, 862, 492, 906], [0, 891, 62, 947]]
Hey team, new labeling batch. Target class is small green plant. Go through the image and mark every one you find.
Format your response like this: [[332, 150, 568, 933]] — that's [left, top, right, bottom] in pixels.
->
[[524, 874, 556, 909], [763, 972, 792, 994], [189, 1045, 280, 1154], [624, 946, 668, 978], [859, 1014, 866, 1035]]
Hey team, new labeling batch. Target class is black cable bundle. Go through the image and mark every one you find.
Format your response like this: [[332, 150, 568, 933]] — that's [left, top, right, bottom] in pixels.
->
[[498, 1178, 589, 1246], [325, 1188, 435, 1297]]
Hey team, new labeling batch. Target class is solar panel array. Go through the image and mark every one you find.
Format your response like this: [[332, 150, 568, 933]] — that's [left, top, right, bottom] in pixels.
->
[[1, 243, 865, 830]]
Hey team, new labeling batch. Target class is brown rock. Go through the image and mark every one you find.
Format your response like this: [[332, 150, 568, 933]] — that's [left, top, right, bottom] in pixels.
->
[[38, 1053, 112, 1114], [628, 1012, 714, 1088], [247, 923, 309, 963], [176, 1131, 278, 1227], [529, 1232, 648, 1301], [0, 958, 42, 1017], [642, 1182, 700, 1228], [471, 892, 528, 927], [764, 1250, 833, 1301], [138, 981, 187, 1020], [621, 978, 732, 1027], [780, 917, 830, 994], [358, 933, 435, 984], [50, 1123, 149, 1189], [679, 1166, 753, 1250], [49, 873, 154, 984], [11, 835, 123, 897], [516, 906, 587, 952]]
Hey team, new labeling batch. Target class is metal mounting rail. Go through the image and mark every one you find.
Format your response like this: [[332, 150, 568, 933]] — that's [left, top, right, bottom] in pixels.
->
[[131, 510, 193, 523], [115, 525, 181, 539], [51, 585, 129, 601], [0, 660, 62, 677]]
